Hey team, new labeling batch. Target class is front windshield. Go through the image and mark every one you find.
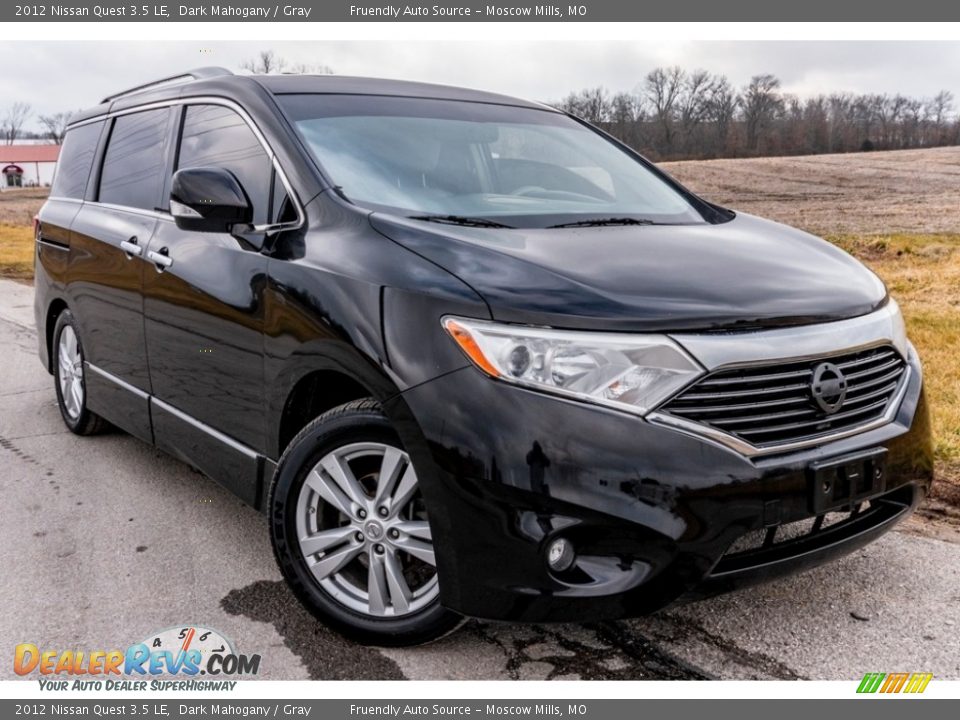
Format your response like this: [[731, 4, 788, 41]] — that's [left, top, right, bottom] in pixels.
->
[[279, 94, 709, 228]]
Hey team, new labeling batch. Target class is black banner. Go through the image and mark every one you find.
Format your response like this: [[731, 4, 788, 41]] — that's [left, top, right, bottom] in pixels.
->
[[6, 0, 960, 22]]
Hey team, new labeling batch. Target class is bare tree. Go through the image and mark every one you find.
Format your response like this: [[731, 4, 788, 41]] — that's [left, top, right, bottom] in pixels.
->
[[645, 66, 685, 152], [288, 62, 335, 75], [741, 75, 783, 154], [706, 77, 737, 156], [928, 90, 955, 144], [241, 51, 334, 75], [241, 50, 287, 75], [2, 103, 32, 145], [676, 70, 715, 155], [557, 87, 612, 124], [609, 91, 643, 147], [801, 95, 830, 154], [38, 111, 73, 144]]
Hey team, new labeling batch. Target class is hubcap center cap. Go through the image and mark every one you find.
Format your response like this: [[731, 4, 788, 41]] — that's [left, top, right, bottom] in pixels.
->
[[363, 520, 384, 540]]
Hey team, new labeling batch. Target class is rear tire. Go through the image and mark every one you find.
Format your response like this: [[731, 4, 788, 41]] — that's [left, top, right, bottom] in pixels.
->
[[52, 310, 109, 436], [268, 398, 463, 646]]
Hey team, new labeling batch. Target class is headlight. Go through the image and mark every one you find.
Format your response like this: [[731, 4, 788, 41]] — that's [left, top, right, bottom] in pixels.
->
[[442, 316, 704, 416], [887, 298, 909, 360]]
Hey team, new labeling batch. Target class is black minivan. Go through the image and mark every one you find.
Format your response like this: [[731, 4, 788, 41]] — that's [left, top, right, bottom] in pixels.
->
[[35, 68, 932, 646]]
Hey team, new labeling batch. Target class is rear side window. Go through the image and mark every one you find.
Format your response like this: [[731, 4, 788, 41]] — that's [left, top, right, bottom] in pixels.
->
[[99, 108, 171, 210], [50, 121, 103, 200], [177, 105, 273, 225]]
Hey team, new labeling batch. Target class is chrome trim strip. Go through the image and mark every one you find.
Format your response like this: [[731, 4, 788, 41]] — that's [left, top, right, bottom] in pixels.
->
[[85, 362, 149, 400], [85, 362, 259, 460], [151, 397, 259, 460], [37, 239, 69, 252], [649, 365, 912, 458], [667, 301, 908, 372], [45, 196, 84, 205], [66, 96, 306, 233]]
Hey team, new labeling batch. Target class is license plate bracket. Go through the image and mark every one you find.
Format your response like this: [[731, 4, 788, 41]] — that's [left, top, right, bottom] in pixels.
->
[[808, 448, 887, 514]]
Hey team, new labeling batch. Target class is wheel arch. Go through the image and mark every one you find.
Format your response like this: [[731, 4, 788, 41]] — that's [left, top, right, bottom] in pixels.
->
[[44, 297, 70, 374], [273, 341, 407, 460]]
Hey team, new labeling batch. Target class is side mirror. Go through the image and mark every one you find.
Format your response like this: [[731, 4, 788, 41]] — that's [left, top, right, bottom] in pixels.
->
[[170, 167, 252, 233]]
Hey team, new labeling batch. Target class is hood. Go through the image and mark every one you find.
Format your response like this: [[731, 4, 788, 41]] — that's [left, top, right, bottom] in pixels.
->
[[369, 212, 887, 332]]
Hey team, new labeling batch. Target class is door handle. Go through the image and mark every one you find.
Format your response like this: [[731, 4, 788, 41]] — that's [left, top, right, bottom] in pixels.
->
[[120, 237, 142, 258], [146, 247, 173, 272]]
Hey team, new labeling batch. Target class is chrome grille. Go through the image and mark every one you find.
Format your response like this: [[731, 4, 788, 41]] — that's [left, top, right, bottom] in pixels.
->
[[661, 345, 907, 449]]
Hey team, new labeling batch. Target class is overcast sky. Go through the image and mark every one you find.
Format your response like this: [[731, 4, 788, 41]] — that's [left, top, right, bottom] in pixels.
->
[[8, 41, 960, 130]]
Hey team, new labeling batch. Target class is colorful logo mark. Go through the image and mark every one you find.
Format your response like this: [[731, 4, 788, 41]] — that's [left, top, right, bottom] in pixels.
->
[[13, 625, 260, 678], [857, 672, 933, 694]]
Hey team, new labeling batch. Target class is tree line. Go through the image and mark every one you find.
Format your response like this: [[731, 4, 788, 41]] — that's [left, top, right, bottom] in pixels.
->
[[2, 103, 73, 144], [555, 67, 959, 160], [4, 57, 958, 163]]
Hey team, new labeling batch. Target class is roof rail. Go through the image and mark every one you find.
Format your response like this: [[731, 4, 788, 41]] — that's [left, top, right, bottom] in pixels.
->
[[100, 67, 234, 104]]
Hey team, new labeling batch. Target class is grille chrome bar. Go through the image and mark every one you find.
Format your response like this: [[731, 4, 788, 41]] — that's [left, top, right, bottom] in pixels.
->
[[680, 382, 811, 401], [733, 398, 889, 435], [836, 349, 897, 370], [698, 367, 814, 387], [652, 344, 910, 456]]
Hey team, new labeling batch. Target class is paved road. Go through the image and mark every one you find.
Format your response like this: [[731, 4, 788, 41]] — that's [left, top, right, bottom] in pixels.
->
[[1, 278, 957, 681]]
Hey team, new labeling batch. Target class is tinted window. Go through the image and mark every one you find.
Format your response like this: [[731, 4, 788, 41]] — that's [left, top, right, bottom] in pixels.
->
[[99, 108, 171, 210], [50, 121, 103, 199], [177, 105, 273, 225]]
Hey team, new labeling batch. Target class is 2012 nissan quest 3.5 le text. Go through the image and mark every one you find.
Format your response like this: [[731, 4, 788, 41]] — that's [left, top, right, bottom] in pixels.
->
[[35, 68, 933, 645]]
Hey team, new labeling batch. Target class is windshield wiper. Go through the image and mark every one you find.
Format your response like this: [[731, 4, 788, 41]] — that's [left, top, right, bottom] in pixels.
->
[[548, 217, 656, 229], [408, 214, 515, 229]]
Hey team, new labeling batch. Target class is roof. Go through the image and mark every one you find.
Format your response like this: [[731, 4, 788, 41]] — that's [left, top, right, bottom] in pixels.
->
[[250, 75, 553, 111], [0, 145, 60, 163], [69, 70, 556, 127]]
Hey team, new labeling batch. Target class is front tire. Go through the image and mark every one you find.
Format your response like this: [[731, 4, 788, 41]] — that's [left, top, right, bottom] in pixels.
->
[[269, 398, 462, 646], [52, 310, 109, 436]]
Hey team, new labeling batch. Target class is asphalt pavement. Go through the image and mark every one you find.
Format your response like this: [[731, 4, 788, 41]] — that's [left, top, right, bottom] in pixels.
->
[[1, 278, 957, 681]]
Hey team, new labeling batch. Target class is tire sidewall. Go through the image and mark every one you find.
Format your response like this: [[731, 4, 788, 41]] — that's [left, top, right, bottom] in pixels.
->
[[52, 310, 88, 433], [269, 403, 458, 646]]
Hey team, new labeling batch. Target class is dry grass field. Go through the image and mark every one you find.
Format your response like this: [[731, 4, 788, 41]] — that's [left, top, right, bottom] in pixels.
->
[[661, 146, 960, 237], [0, 189, 44, 280], [0, 188, 47, 226], [1, 148, 958, 507], [0, 224, 34, 279]]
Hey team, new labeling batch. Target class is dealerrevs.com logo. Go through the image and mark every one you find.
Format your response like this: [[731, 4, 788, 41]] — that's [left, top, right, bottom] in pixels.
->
[[14, 626, 260, 691]]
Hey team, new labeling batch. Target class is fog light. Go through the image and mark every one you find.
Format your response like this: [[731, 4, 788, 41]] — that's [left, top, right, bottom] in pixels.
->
[[546, 538, 575, 572]]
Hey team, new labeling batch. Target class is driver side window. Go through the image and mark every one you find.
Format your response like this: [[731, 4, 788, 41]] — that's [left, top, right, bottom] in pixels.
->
[[177, 105, 279, 226]]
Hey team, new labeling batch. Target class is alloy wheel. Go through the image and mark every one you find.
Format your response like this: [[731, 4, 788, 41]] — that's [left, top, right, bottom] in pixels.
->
[[57, 325, 84, 421], [294, 442, 438, 618]]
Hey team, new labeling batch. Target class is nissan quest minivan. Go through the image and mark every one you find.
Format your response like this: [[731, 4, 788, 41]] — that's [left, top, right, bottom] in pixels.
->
[[35, 68, 933, 646]]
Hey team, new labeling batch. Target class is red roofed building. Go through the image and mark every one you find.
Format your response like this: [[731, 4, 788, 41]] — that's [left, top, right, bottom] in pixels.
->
[[0, 145, 60, 188]]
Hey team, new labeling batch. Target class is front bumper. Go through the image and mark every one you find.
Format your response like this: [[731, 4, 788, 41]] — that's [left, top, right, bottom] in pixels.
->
[[388, 348, 932, 623]]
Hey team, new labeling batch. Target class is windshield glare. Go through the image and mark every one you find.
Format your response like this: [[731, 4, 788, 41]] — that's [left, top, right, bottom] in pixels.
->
[[280, 94, 708, 228]]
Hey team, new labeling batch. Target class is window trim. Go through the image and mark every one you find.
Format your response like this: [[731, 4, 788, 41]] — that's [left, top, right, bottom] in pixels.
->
[[95, 106, 174, 212], [175, 103, 283, 228], [48, 119, 105, 201], [55, 97, 306, 234]]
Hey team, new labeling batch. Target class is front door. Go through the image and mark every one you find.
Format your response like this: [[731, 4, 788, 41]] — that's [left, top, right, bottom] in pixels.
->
[[142, 103, 279, 505]]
